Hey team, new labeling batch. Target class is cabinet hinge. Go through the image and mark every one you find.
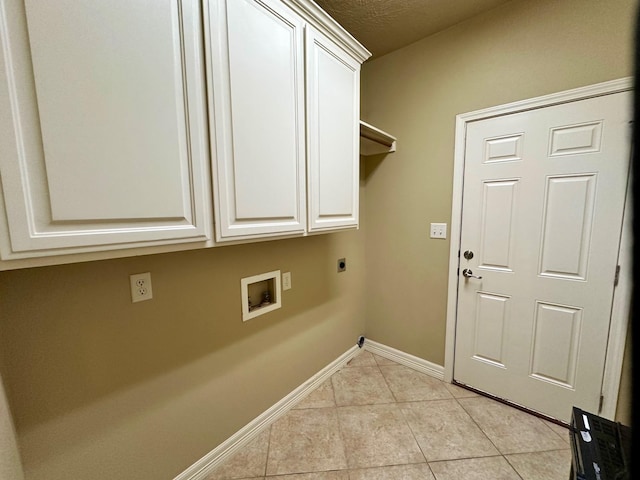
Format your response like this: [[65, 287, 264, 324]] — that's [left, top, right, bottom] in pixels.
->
[[614, 265, 621, 287], [598, 394, 604, 413]]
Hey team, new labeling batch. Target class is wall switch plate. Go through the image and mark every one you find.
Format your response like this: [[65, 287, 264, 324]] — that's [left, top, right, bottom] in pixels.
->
[[282, 272, 292, 290], [430, 223, 447, 239], [130, 272, 153, 303]]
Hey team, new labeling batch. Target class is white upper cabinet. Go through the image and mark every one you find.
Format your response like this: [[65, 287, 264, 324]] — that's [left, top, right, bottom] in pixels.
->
[[0, 0, 211, 261], [306, 26, 361, 231], [205, 0, 307, 241], [205, 0, 370, 242], [0, 0, 370, 268]]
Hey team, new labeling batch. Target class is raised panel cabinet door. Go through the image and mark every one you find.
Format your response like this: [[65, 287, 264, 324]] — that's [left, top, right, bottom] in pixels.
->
[[205, 0, 306, 241], [0, 0, 211, 260], [306, 26, 360, 231]]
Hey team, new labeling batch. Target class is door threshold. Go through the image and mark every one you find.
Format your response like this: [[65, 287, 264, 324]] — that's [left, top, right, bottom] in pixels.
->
[[452, 379, 570, 429]]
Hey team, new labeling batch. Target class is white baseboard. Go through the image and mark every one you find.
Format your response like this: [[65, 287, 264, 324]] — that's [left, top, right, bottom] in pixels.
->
[[363, 339, 444, 380], [175, 339, 443, 480], [174, 345, 361, 480]]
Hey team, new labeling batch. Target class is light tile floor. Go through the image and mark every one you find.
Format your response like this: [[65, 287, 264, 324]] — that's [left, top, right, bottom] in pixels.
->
[[207, 351, 571, 480]]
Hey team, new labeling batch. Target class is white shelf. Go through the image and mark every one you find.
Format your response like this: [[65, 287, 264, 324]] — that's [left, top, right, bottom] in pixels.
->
[[359, 120, 397, 156]]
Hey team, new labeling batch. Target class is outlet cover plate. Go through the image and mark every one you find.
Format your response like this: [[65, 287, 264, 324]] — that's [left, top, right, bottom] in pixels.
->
[[130, 272, 153, 303], [337, 258, 346, 272]]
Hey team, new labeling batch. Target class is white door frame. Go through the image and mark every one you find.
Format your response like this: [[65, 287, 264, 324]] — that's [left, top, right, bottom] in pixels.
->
[[444, 77, 633, 421]]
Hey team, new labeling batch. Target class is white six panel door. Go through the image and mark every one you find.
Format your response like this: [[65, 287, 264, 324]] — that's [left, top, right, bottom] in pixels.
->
[[206, 0, 306, 241], [0, 0, 211, 259], [454, 92, 631, 422]]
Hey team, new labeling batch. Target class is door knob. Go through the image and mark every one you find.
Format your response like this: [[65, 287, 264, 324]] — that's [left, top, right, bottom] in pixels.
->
[[462, 268, 482, 279]]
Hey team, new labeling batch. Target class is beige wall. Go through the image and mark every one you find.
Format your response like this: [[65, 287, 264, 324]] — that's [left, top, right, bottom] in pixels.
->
[[0, 374, 23, 480], [0, 208, 366, 479], [361, 0, 635, 414], [0, 1, 636, 478]]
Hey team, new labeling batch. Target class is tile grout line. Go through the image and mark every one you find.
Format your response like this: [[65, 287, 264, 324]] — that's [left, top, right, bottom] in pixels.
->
[[371, 352, 434, 472], [374, 355, 402, 405], [457, 395, 572, 454], [340, 354, 432, 475], [330, 371, 353, 475], [333, 406, 351, 474], [454, 396, 509, 462], [395, 398, 430, 466], [429, 395, 524, 477], [454, 395, 570, 479], [501, 453, 526, 480], [539, 418, 571, 445], [397, 407, 439, 480], [262, 424, 272, 479]]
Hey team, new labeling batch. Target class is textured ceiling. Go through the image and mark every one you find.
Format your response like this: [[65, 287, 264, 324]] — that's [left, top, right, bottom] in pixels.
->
[[314, 0, 513, 58]]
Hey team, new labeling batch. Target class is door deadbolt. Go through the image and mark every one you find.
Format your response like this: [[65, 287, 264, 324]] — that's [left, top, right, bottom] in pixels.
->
[[463, 250, 474, 260]]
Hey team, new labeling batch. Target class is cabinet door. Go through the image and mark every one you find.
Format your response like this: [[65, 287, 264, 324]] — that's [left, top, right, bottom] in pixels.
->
[[206, 0, 306, 241], [306, 26, 360, 231], [0, 0, 211, 260]]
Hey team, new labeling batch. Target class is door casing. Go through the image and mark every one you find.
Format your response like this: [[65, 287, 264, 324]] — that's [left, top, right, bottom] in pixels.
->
[[444, 77, 633, 421]]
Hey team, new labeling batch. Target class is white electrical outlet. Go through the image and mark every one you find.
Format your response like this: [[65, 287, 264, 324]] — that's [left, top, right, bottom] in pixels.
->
[[130, 272, 153, 303], [430, 223, 447, 239], [282, 272, 292, 290]]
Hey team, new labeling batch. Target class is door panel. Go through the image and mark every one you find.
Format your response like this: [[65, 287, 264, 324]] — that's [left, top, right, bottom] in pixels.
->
[[549, 122, 602, 156], [306, 25, 360, 231], [479, 180, 518, 271], [454, 92, 630, 422], [539, 174, 596, 279], [0, 0, 211, 258], [473, 292, 509, 367], [207, 0, 306, 240], [25, 0, 187, 221], [227, 0, 301, 221], [530, 301, 582, 388]]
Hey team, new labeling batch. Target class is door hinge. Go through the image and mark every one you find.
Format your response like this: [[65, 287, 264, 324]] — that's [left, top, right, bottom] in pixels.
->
[[614, 265, 621, 287], [598, 394, 604, 413]]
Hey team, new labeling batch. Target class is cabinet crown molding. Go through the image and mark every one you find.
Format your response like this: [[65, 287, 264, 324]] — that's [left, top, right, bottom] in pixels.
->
[[282, 0, 371, 63]]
